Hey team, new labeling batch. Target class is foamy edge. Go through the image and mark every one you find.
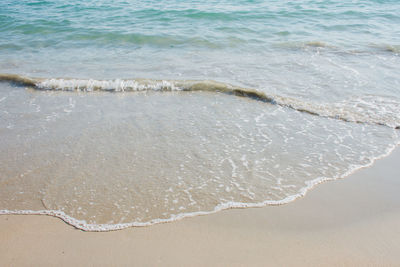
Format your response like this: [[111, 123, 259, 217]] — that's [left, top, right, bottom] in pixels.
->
[[1, 140, 398, 232]]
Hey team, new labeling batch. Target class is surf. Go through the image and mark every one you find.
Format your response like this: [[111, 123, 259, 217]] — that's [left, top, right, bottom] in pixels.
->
[[1, 73, 399, 129]]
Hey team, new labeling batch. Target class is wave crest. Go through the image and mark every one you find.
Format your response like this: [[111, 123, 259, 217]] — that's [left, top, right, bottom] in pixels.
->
[[1, 73, 399, 129]]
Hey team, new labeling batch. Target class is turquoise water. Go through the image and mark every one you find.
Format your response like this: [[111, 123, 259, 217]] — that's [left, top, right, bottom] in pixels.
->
[[1, 1, 400, 230], [2, 0, 400, 49], [1, 1, 399, 95]]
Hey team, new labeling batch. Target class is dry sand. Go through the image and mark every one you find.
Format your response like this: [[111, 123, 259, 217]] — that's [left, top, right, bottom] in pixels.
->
[[1, 148, 400, 266]]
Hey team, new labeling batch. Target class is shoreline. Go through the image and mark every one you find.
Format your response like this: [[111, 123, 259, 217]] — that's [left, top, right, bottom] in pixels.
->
[[1, 136, 398, 232], [1, 148, 400, 265], [1, 142, 399, 232]]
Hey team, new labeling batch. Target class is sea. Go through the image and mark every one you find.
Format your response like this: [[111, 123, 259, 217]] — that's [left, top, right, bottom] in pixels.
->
[[0, 0, 399, 231]]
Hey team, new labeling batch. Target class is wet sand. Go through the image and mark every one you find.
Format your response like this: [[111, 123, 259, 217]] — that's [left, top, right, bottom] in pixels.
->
[[1, 147, 399, 266]]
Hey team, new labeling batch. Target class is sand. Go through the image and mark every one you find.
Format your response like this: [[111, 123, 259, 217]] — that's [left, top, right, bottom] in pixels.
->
[[1, 148, 400, 266]]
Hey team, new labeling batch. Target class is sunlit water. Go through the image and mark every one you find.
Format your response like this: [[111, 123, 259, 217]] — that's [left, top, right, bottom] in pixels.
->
[[0, 0, 399, 231]]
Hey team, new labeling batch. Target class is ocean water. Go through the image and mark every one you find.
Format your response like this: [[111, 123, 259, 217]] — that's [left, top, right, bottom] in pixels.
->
[[0, 0, 399, 231]]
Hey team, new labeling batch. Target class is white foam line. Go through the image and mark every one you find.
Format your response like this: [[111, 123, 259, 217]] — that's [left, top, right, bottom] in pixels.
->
[[2, 138, 399, 232], [3, 74, 399, 129], [1, 141, 399, 232], [35, 79, 181, 92]]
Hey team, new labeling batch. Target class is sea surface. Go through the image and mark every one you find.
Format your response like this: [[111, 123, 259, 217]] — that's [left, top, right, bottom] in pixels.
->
[[0, 0, 399, 231]]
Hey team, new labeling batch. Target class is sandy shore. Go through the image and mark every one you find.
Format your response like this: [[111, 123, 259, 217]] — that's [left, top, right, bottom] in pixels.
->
[[1, 148, 400, 266]]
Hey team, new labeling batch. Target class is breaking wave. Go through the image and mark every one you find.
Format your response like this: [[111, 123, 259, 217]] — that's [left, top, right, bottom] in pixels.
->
[[1, 73, 399, 129]]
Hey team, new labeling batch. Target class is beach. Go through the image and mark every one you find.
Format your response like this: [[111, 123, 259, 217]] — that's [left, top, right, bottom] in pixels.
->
[[1, 1, 400, 265], [1, 147, 399, 266]]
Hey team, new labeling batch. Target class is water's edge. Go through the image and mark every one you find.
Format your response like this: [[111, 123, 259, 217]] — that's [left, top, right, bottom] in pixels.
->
[[1, 142, 398, 232]]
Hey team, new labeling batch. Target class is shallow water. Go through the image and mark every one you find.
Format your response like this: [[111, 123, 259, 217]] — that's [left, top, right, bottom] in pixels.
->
[[0, 0, 400, 230]]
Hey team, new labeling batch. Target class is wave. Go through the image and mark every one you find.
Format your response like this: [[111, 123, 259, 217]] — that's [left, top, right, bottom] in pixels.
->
[[1, 73, 399, 129], [272, 41, 400, 56], [275, 41, 332, 50], [373, 44, 400, 55]]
